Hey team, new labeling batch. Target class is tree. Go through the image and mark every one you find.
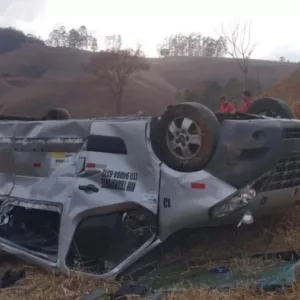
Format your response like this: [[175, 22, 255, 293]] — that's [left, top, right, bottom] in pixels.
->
[[46, 26, 68, 47], [159, 48, 170, 57], [67, 29, 81, 48], [105, 34, 122, 50], [157, 33, 227, 57], [279, 56, 286, 62], [86, 47, 151, 115], [219, 21, 256, 89], [200, 81, 224, 110], [46, 29, 59, 47], [201, 36, 227, 57], [78, 26, 89, 49], [0, 27, 45, 54], [46, 25, 98, 51], [90, 37, 98, 52]]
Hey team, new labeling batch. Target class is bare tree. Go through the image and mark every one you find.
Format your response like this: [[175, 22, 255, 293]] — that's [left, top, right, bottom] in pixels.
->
[[87, 46, 150, 115], [220, 21, 256, 89]]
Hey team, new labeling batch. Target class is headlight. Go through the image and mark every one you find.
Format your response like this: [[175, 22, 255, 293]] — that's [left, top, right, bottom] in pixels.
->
[[211, 188, 256, 218]]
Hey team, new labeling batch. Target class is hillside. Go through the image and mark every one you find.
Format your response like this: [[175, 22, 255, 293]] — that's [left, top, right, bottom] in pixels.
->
[[0, 44, 298, 117], [265, 68, 300, 117]]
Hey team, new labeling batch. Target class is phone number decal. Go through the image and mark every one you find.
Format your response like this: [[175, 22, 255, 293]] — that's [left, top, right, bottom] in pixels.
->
[[100, 169, 138, 192]]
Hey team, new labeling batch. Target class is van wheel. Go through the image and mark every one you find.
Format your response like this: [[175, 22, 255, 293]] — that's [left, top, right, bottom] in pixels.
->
[[42, 108, 71, 120], [247, 97, 295, 119], [153, 102, 220, 172]]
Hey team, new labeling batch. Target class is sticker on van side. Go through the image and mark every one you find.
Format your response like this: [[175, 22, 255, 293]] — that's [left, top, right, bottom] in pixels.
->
[[51, 152, 77, 169], [99, 169, 138, 192]]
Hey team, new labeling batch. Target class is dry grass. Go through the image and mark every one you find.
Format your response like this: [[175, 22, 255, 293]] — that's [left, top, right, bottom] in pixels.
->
[[0, 266, 117, 300], [1, 206, 300, 300], [165, 286, 300, 300], [163, 205, 300, 265], [265, 68, 300, 118]]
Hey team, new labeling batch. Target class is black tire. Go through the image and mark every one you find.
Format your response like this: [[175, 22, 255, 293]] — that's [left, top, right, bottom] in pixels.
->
[[153, 102, 220, 172], [247, 97, 295, 119], [42, 108, 71, 120]]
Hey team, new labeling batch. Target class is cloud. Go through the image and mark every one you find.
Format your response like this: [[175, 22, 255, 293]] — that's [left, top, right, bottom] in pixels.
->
[[266, 44, 300, 62], [0, 0, 45, 26]]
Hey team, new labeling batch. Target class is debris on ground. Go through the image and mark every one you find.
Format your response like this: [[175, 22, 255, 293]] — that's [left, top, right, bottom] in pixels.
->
[[135, 254, 300, 291], [1, 204, 300, 300], [0, 268, 25, 289], [84, 284, 166, 300]]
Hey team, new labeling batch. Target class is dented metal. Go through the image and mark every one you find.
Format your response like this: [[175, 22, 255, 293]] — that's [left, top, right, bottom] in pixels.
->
[[0, 116, 298, 279]]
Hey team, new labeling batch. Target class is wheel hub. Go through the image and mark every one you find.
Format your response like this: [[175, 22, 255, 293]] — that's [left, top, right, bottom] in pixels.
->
[[178, 134, 186, 143], [166, 117, 202, 160]]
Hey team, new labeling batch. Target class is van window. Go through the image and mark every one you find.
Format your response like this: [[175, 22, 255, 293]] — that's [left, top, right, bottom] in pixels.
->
[[86, 135, 127, 154]]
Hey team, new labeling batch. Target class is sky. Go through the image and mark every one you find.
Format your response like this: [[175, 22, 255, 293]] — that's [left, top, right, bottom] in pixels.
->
[[0, 0, 299, 61]]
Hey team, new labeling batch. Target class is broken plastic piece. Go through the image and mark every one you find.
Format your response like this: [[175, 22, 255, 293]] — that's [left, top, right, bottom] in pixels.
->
[[0, 268, 25, 289], [209, 266, 230, 274], [237, 211, 254, 228]]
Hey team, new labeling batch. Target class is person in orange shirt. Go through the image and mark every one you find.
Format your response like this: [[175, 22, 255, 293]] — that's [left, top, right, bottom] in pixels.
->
[[218, 96, 235, 113], [240, 90, 253, 113]]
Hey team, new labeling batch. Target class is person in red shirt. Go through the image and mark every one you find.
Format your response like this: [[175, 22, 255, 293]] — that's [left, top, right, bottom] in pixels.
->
[[218, 96, 235, 113], [240, 90, 253, 113]]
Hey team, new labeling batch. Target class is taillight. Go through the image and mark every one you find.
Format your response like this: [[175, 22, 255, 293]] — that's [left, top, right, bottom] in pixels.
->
[[191, 182, 206, 189], [86, 163, 96, 168]]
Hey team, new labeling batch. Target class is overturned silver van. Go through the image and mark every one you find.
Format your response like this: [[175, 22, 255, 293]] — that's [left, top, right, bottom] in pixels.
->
[[0, 98, 299, 279]]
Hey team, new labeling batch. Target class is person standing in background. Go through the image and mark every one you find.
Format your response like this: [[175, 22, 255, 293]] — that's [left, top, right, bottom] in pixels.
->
[[240, 90, 253, 113], [218, 96, 235, 113]]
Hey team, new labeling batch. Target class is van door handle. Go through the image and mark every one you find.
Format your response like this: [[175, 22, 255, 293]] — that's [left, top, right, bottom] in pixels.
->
[[78, 184, 99, 193]]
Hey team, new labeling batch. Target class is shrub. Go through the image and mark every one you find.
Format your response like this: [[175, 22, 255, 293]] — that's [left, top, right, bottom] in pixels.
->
[[0, 27, 45, 54]]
